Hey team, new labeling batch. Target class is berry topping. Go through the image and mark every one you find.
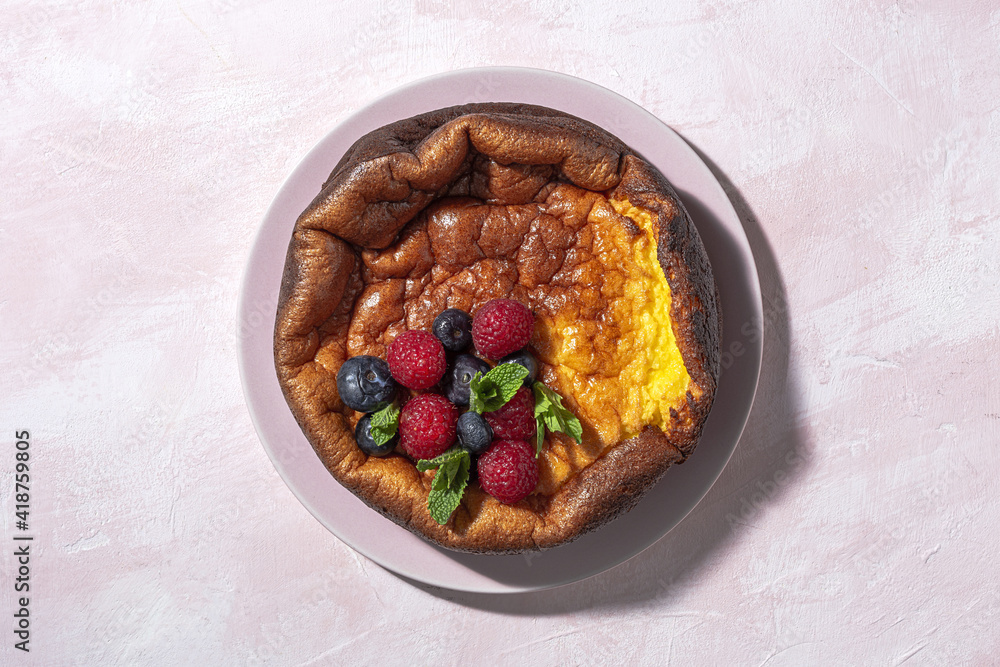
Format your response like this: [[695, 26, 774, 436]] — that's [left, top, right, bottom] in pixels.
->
[[472, 299, 534, 360], [456, 411, 493, 456], [387, 330, 447, 390], [432, 308, 474, 352], [398, 394, 458, 460], [477, 439, 539, 504], [498, 349, 539, 386], [441, 354, 491, 406], [485, 386, 537, 441], [355, 413, 397, 457], [336, 355, 397, 413]]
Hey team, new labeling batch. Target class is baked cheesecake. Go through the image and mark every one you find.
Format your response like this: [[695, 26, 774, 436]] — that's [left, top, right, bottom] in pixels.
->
[[274, 103, 720, 553]]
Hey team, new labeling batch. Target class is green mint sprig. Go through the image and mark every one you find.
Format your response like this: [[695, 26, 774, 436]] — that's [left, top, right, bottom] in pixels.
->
[[416, 447, 471, 525], [533, 382, 583, 455], [368, 402, 400, 447], [468, 364, 529, 414]]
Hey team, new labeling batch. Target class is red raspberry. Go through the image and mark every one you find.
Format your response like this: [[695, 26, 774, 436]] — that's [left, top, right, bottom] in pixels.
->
[[478, 439, 539, 504], [485, 386, 537, 441], [387, 330, 447, 390], [472, 299, 534, 360], [399, 394, 458, 460]]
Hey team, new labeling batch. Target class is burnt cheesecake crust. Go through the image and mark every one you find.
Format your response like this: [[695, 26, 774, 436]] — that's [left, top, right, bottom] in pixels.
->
[[274, 103, 721, 553]]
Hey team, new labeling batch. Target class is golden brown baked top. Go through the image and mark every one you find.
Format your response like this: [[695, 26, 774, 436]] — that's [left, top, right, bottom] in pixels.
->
[[274, 103, 721, 553]]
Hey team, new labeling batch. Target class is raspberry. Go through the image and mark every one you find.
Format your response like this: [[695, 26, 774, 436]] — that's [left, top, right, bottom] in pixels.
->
[[398, 394, 458, 460], [387, 330, 447, 390], [485, 386, 536, 441], [472, 299, 534, 360], [478, 439, 539, 504]]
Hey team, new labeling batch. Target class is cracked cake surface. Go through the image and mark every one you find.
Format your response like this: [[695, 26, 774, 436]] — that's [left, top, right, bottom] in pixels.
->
[[274, 103, 721, 553]]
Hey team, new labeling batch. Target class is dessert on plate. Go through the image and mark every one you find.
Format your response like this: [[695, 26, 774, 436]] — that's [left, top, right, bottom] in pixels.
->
[[274, 103, 721, 553]]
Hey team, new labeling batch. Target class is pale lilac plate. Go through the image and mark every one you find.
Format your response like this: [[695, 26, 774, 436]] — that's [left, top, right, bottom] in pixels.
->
[[238, 67, 762, 593]]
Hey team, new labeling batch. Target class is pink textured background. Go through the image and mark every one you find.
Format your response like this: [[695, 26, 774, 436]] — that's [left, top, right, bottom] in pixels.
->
[[2, 0, 998, 664]]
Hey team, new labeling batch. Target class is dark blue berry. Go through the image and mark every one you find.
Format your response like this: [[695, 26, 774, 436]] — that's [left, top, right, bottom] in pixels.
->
[[337, 355, 397, 413], [355, 413, 397, 457], [432, 308, 473, 352], [441, 354, 491, 406], [457, 411, 493, 456], [498, 349, 538, 386]]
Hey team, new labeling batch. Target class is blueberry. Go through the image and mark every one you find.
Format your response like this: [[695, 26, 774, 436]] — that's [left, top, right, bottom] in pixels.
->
[[337, 355, 397, 413], [355, 413, 397, 457], [457, 411, 493, 456], [498, 349, 538, 386], [441, 354, 491, 406], [432, 308, 473, 352]]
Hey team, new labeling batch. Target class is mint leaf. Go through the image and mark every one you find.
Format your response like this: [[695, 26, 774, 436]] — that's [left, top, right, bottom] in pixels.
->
[[469, 364, 529, 414], [416, 446, 467, 473], [533, 382, 583, 446], [535, 414, 545, 455], [417, 447, 471, 525], [369, 402, 400, 447]]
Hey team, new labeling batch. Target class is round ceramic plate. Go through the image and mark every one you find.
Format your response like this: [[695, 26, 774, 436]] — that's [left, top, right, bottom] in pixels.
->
[[238, 67, 762, 593]]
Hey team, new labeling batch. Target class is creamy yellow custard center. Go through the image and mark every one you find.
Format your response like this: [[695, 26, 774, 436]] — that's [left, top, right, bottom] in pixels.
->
[[538, 196, 691, 459]]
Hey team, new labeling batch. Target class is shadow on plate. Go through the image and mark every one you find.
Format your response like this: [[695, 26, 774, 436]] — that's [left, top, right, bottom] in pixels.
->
[[394, 146, 809, 611]]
